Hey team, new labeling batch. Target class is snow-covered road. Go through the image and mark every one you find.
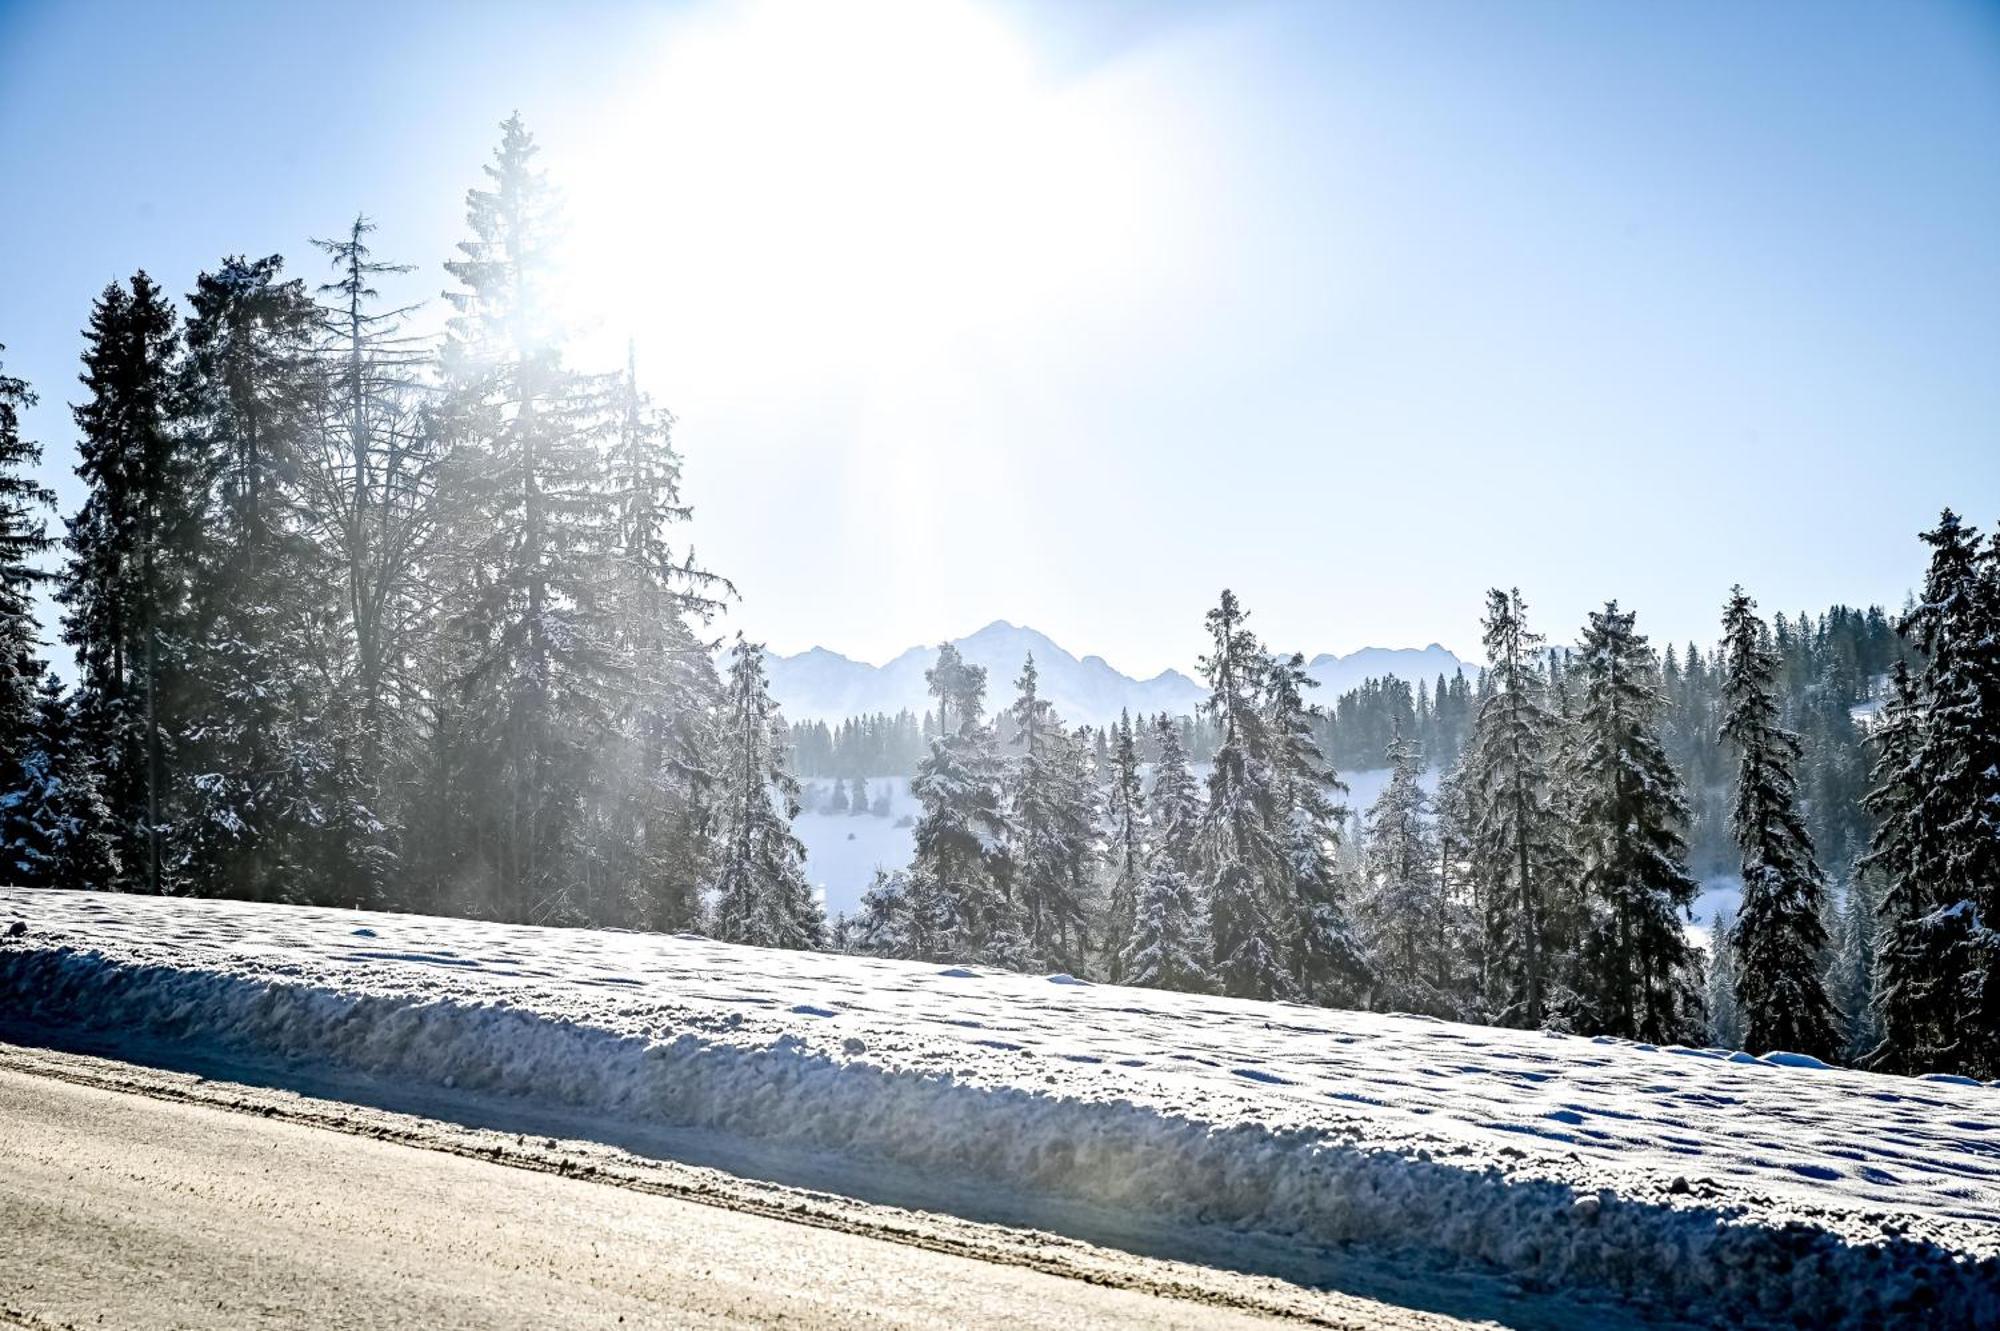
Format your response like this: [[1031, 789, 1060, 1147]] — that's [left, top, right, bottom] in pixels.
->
[[2, 887, 1995, 1328]]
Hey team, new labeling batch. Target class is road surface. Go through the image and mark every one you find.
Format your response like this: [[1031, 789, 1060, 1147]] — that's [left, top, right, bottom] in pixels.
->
[[0, 1045, 1478, 1330]]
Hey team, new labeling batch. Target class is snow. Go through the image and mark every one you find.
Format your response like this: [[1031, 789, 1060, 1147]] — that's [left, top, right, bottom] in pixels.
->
[[794, 778, 918, 917], [2, 886, 1996, 1328]]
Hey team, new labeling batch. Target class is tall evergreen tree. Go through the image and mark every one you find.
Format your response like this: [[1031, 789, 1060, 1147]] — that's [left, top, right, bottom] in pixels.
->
[[1861, 661, 1948, 1071], [1100, 709, 1145, 980], [1005, 653, 1082, 962], [1865, 512, 2000, 1076], [1569, 602, 1702, 1043], [176, 254, 359, 902], [435, 116, 632, 922], [1718, 586, 1839, 1059], [1148, 715, 1201, 862], [0, 347, 54, 796], [1460, 589, 1564, 1026], [58, 273, 193, 893], [709, 639, 823, 950], [910, 643, 1013, 963], [1196, 591, 1291, 1000], [1267, 650, 1369, 1006]]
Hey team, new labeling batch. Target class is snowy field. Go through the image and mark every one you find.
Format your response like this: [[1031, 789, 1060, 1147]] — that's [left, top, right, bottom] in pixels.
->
[[2, 887, 1996, 1328], [795, 777, 918, 918], [796, 769, 1412, 919]]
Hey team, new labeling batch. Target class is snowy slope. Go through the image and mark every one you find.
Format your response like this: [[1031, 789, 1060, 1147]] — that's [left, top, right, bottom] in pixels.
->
[[763, 623, 1468, 726], [2, 887, 1995, 1328], [795, 777, 917, 918]]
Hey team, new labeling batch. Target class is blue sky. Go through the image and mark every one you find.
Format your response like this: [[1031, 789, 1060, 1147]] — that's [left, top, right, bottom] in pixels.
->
[[2, 0, 1996, 675]]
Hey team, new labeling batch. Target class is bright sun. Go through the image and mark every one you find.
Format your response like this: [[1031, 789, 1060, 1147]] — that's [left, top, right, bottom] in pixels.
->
[[558, 0, 1154, 394]]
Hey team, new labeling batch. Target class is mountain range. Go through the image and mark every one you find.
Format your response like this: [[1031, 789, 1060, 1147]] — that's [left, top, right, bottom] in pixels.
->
[[762, 621, 1468, 726]]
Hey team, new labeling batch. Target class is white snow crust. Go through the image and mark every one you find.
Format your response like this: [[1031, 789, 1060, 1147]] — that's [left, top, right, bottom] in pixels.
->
[[2, 887, 1995, 1328]]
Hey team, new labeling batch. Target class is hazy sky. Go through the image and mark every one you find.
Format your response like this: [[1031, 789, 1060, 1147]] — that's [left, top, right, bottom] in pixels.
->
[[3, 0, 1996, 677]]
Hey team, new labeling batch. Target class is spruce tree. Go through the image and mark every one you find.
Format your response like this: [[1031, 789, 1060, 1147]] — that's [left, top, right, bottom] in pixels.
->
[[1569, 602, 1703, 1043], [1865, 512, 2000, 1076], [709, 639, 823, 950], [853, 867, 919, 957], [1121, 855, 1211, 992], [1460, 589, 1565, 1026], [1147, 715, 1201, 861], [910, 643, 1013, 962], [177, 254, 355, 902], [0, 348, 69, 883], [4, 676, 119, 890], [1861, 661, 1948, 1070], [1195, 591, 1292, 1000], [1005, 655, 1096, 969], [1100, 710, 1144, 980], [1268, 650, 1369, 1006], [1719, 586, 1840, 1059], [0, 347, 54, 800], [58, 273, 194, 893], [1361, 730, 1465, 1016], [435, 116, 636, 922]]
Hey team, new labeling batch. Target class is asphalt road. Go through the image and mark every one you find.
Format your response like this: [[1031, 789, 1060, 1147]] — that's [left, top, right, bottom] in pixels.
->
[[0, 1048, 1478, 1330]]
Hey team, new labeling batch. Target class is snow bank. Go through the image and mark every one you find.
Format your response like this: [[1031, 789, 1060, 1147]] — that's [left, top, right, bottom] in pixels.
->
[[2, 887, 1996, 1328]]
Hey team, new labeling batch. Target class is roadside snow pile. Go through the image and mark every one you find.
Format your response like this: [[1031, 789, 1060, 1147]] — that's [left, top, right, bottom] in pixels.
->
[[3, 888, 1997, 1328]]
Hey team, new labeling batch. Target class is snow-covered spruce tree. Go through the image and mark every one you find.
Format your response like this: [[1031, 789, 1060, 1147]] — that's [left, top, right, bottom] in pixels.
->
[[1004, 655, 1097, 969], [433, 116, 638, 923], [1361, 730, 1466, 1017], [1100, 710, 1145, 980], [1195, 591, 1293, 1000], [1460, 589, 1566, 1026], [1719, 586, 1840, 1060], [4, 675, 120, 890], [1568, 602, 1703, 1044], [852, 867, 917, 957], [0, 348, 84, 885], [0, 348, 54, 795], [576, 345, 728, 933], [176, 254, 367, 904], [909, 643, 1014, 963], [1860, 661, 1948, 1071], [1119, 714, 1211, 991], [57, 273, 197, 893], [1121, 851, 1212, 992], [1148, 714, 1202, 864], [1865, 512, 2000, 1076], [1267, 650, 1369, 1006], [708, 639, 824, 950]]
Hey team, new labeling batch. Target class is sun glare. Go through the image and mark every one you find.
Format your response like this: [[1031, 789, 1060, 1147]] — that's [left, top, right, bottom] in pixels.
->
[[560, 0, 1154, 393]]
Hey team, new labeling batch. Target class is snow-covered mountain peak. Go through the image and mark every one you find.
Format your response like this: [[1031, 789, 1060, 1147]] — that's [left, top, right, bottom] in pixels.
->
[[763, 627, 1465, 726]]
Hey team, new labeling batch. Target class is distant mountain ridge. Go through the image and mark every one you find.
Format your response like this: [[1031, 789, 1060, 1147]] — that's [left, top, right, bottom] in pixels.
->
[[762, 622, 1467, 726]]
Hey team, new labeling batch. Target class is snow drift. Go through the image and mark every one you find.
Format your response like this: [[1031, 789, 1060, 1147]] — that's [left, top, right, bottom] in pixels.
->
[[1, 887, 1995, 1328]]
